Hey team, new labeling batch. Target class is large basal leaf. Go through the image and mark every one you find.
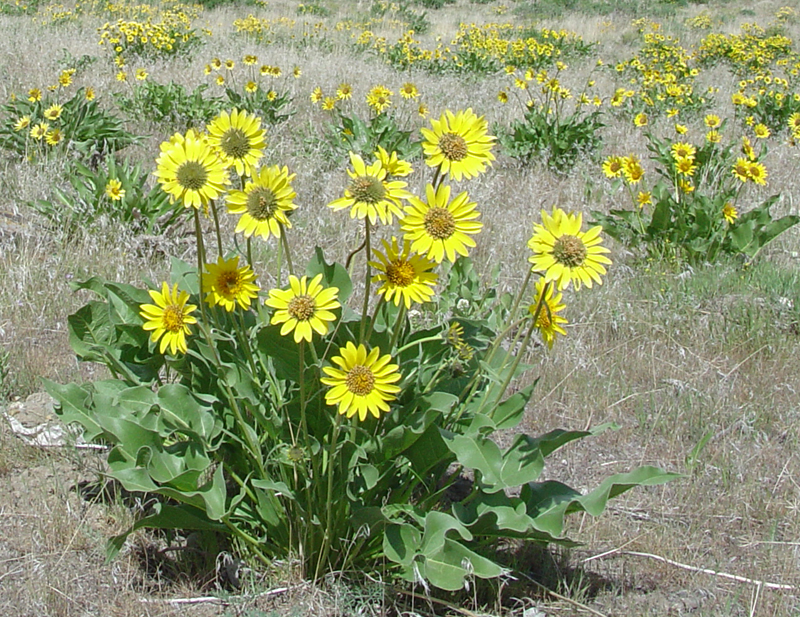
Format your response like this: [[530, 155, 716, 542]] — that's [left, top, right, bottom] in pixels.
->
[[306, 246, 353, 303]]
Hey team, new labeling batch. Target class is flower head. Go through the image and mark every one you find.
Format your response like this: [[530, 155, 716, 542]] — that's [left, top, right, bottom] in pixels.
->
[[155, 129, 229, 209], [203, 255, 260, 311], [529, 279, 567, 349], [602, 156, 624, 179], [370, 237, 438, 309], [105, 178, 125, 201], [401, 183, 482, 263], [421, 108, 495, 181], [265, 274, 340, 343], [226, 165, 297, 240], [44, 104, 63, 121], [321, 342, 401, 421], [140, 282, 198, 355], [528, 207, 611, 290], [207, 109, 266, 177], [327, 152, 411, 225], [375, 146, 412, 177], [722, 203, 738, 224]]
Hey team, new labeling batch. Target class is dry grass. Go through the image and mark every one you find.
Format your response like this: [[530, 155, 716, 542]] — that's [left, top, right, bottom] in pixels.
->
[[1, 0, 800, 614]]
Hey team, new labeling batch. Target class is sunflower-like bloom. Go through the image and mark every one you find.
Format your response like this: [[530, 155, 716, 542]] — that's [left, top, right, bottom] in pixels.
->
[[622, 156, 644, 184], [732, 158, 751, 183], [528, 207, 611, 290], [265, 274, 340, 343], [671, 142, 696, 161], [321, 342, 402, 421], [529, 279, 568, 349], [140, 282, 198, 355], [421, 109, 495, 181], [203, 255, 260, 311], [44, 104, 63, 121], [327, 152, 411, 225], [602, 156, 624, 179], [105, 178, 125, 201], [370, 237, 438, 309], [155, 129, 228, 210], [722, 203, 738, 224], [747, 161, 768, 185], [206, 109, 266, 177], [45, 129, 63, 146], [401, 183, 482, 263], [226, 165, 297, 240], [375, 146, 412, 177]]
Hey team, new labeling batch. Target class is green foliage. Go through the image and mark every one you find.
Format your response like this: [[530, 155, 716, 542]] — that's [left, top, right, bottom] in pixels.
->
[[325, 111, 421, 161], [499, 107, 603, 173], [45, 121, 676, 593], [114, 81, 225, 130], [28, 156, 181, 235], [370, 0, 430, 35], [297, 1, 330, 16], [0, 88, 137, 161], [223, 86, 294, 126], [592, 132, 798, 264]]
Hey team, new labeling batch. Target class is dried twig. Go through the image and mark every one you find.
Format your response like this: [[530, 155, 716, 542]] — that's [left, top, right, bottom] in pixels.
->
[[605, 550, 796, 591], [514, 572, 610, 617], [138, 585, 290, 606]]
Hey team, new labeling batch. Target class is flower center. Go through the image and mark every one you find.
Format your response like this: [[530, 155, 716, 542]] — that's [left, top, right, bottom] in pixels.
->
[[346, 365, 375, 396], [552, 235, 587, 268], [535, 306, 552, 329], [246, 187, 278, 220], [162, 305, 186, 332], [220, 128, 250, 159], [218, 271, 243, 296], [349, 175, 386, 204], [287, 294, 315, 321], [424, 207, 456, 240], [438, 132, 468, 161], [176, 161, 209, 191], [386, 260, 415, 287]]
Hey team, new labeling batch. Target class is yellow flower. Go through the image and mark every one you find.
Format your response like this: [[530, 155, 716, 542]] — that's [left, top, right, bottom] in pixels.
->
[[135, 68, 148, 81], [418, 103, 429, 117], [633, 112, 648, 127], [671, 142, 696, 161], [370, 237, 438, 309], [704, 114, 721, 129], [747, 161, 768, 185], [116, 71, 128, 82], [245, 81, 258, 94], [27, 88, 42, 102], [310, 86, 324, 103], [722, 203, 738, 224], [265, 274, 340, 343], [375, 146, 412, 177], [399, 82, 419, 99], [85, 87, 95, 101], [30, 122, 48, 140], [705, 130, 721, 144], [139, 282, 198, 355], [732, 158, 751, 183], [155, 129, 229, 210], [497, 91, 509, 103], [202, 255, 260, 311], [528, 207, 611, 290], [742, 136, 756, 161], [675, 123, 688, 135], [529, 279, 567, 349], [637, 191, 652, 207], [321, 96, 337, 111], [622, 156, 644, 184], [14, 116, 31, 131], [225, 59, 235, 70], [243, 54, 258, 65], [336, 83, 353, 100], [602, 156, 624, 179], [105, 178, 125, 201], [206, 109, 266, 177], [45, 128, 63, 146], [675, 157, 697, 177], [226, 165, 297, 240], [420, 108, 495, 181], [401, 183, 482, 264], [321, 342, 401, 421], [366, 85, 393, 114], [327, 152, 411, 225], [44, 104, 63, 121], [788, 112, 800, 133], [753, 123, 770, 139]]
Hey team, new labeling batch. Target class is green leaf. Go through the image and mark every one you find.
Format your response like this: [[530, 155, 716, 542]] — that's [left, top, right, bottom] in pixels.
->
[[306, 246, 352, 303], [384, 522, 422, 567], [421, 538, 506, 591], [107, 504, 225, 560]]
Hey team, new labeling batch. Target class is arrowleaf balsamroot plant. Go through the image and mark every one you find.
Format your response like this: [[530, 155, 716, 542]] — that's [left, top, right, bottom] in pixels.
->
[[46, 106, 677, 592]]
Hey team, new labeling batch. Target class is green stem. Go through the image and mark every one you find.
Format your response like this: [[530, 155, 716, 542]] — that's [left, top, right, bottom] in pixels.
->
[[359, 220, 372, 344], [210, 200, 224, 258], [280, 229, 295, 276], [194, 209, 209, 325], [247, 237, 254, 271], [388, 302, 406, 352], [315, 413, 344, 580]]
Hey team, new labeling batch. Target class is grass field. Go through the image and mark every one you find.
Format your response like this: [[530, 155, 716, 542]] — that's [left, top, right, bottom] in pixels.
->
[[1, 0, 800, 614]]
